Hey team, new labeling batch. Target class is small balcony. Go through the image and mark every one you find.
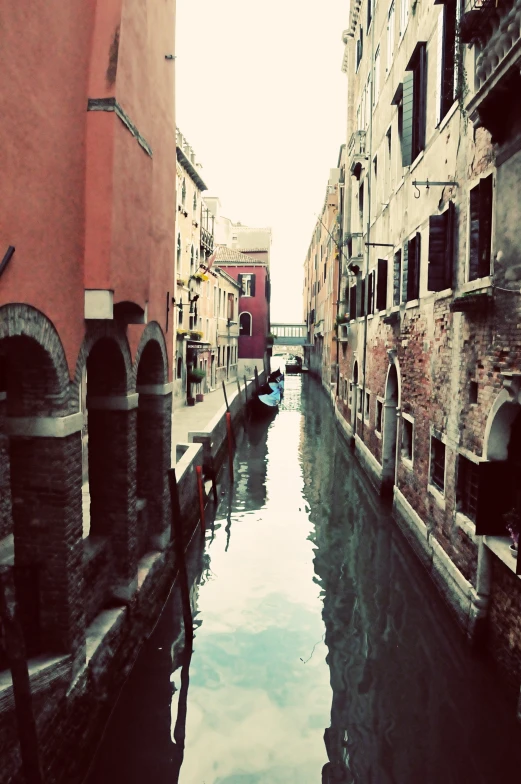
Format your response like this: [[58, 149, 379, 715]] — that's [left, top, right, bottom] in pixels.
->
[[201, 225, 214, 254], [343, 232, 364, 274], [348, 131, 367, 179], [463, 0, 521, 141]]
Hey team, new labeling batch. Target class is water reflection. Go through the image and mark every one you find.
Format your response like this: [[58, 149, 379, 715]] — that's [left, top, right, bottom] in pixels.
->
[[86, 375, 521, 784]]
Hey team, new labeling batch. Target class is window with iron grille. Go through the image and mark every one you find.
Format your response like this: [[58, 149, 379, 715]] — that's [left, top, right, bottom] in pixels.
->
[[457, 455, 479, 521], [430, 436, 446, 492]]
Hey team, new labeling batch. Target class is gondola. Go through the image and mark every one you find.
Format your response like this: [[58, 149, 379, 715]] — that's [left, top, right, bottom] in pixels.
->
[[248, 370, 284, 419]]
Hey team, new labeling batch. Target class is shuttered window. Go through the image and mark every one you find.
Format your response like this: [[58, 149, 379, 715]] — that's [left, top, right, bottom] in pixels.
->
[[457, 456, 479, 522], [393, 250, 401, 305], [402, 42, 427, 166], [406, 232, 421, 301], [367, 270, 375, 314], [377, 258, 388, 310], [359, 278, 366, 317], [430, 436, 446, 492], [469, 174, 493, 281], [474, 461, 510, 536], [428, 202, 455, 291], [401, 241, 409, 303]]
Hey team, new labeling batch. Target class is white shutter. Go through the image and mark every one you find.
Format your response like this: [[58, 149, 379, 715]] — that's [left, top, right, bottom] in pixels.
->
[[435, 10, 444, 128]]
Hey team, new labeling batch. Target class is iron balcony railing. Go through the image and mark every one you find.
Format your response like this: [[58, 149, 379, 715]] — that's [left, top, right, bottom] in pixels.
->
[[200, 226, 214, 253]]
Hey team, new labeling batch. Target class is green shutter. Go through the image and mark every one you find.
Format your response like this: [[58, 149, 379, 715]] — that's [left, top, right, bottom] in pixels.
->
[[401, 241, 409, 303], [428, 213, 448, 291], [250, 274, 256, 296], [237, 274, 244, 294], [479, 174, 493, 277], [393, 250, 401, 305], [401, 71, 414, 167]]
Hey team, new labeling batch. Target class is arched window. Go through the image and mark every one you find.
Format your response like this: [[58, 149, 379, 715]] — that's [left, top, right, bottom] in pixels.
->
[[181, 178, 186, 206], [193, 192, 197, 212], [177, 355, 182, 379], [190, 245, 195, 273], [177, 234, 181, 264], [239, 312, 252, 336], [195, 248, 199, 267]]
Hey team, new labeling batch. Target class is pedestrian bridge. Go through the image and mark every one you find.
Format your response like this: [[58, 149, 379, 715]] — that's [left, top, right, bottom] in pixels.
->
[[270, 323, 308, 346]]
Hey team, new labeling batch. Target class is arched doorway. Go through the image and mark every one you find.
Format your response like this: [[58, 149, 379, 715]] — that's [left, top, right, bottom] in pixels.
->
[[382, 362, 399, 495]]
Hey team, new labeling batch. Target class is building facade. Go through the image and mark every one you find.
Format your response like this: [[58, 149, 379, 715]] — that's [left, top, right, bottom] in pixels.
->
[[305, 0, 521, 707], [0, 0, 176, 777], [215, 246, 271, 378]]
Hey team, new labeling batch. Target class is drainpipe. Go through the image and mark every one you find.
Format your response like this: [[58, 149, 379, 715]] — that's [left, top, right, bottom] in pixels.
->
[[360, 9, 376, 443]]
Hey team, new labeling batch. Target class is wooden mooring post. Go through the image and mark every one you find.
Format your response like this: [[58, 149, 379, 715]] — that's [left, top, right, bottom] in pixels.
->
[[168, 469, 194, 646], [222, 380, 230, 412], [0, 568, 43, 784], [254, 366, 259, 392], [243, 375, 249, 403], [226, 412, 234, 484]]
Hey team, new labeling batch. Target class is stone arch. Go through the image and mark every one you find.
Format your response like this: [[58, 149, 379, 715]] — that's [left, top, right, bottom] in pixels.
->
[[73, 322, 133, 399], [239, 311, 252, 336], [0, 303, 70, 414], [483, 389, 517, 461], [133, 322, 169, 387]]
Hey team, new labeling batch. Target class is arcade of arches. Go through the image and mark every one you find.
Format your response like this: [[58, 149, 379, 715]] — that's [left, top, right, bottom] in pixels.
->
[[0, 307, 172, 674]]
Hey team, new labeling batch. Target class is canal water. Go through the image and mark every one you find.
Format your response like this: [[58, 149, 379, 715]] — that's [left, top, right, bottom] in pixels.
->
[[86, 375, 521, 784]]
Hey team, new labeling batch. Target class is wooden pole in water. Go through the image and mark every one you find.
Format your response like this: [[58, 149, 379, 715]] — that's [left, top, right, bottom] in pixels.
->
[[243, 376, 249, 403], [226, 412, 234, 483], [0, 568, 43, 784], [254, 366, 259, 392], [195, 465, 205, 534], [209, 456, 219, 505], [236, 376, 242, 402], [168, 469, 193, 646], [222, 380, 230, 412]]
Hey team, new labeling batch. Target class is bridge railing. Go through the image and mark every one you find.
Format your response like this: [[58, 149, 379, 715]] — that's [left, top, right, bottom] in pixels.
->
[[270, 323, 307, 339]]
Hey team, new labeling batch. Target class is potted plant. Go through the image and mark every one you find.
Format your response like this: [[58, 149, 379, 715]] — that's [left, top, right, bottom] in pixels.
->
[[266, 333, 275, 346], [189, 329, 203, 341], [177, 278, 186, 287], [188, 367, 206, 402], [504, 508, 520, 555], [176, 328, 188, 339]]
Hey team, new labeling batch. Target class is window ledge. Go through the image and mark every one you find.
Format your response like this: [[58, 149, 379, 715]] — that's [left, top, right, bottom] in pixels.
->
[[456, 276, 492, 296], [454, 512, 478, 541], [437, 101, 459, 133], [428, 483, 446, 510], [401, 455, 414, 470], [367, 313, 374, 320], [410, 151, 424, 173], [405, 298, 419, 309], [375, 429, 382, 439], [484, 535, 520, 576], [390, 304, 400, 313], [434, 288, 453, 302]]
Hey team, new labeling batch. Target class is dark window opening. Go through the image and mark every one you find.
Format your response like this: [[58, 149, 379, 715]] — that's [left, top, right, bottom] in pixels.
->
[[439, 0, 457, 121], [431, 436, 446, 492], [349, 284, 357, 319], [377, 258, 388, 310], [239, 312, 252, 336], [402, 418, 413, 461], [469, 174, 493, 281], [404, 232, 421, 302], [469, 380, 478, 404], [428, 202, 456, 292], [376, 399, 383, 433]]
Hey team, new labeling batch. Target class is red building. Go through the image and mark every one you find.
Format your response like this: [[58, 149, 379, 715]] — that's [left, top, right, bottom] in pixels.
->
[[0, 2, 175, 779], [215, 246, 271, 378]]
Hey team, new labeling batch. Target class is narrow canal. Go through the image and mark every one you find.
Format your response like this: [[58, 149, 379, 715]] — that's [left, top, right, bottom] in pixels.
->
[[86, 376, 521, 784]]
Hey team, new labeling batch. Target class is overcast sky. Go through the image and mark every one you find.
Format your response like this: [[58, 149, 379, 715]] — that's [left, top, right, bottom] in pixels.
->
[[175, 1, 348, 322]]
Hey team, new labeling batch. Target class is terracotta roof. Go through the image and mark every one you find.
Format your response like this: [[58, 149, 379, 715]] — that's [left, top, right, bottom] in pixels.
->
[[235, 247, 269, 253], [214, 245, 264, 264]]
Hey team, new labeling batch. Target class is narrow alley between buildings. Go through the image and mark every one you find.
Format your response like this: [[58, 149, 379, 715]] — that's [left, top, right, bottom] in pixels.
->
[[86, 376, 521, 784]]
